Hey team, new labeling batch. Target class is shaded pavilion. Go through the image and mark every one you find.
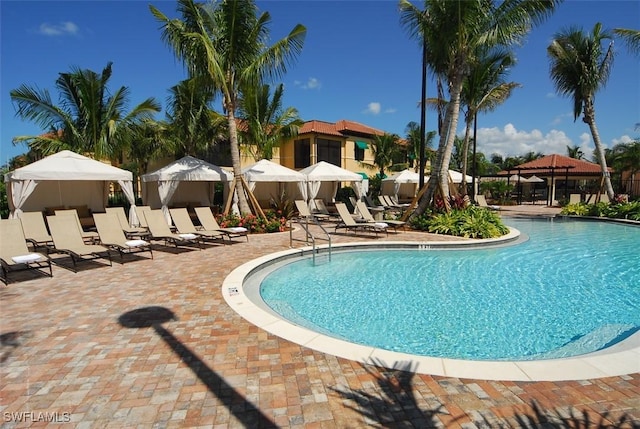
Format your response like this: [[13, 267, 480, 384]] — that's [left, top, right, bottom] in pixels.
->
[[498, 154, 611, 205]]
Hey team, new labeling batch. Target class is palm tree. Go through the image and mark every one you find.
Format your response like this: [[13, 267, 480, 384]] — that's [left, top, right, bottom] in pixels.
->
[[150, 0, 306, 214], [613, 28, 640, 56], [566, 145, 584, 159], [404, 121, 436, 172], [165, 77, 227, 157], [460, 47, 521, 193], [363, 133, 401, 178], [238, 83, 303, 161], [547, 23, 616, 199], [609, 140, 640, 195], [399, 0, 560, 213], [10, 62, 160, 161]]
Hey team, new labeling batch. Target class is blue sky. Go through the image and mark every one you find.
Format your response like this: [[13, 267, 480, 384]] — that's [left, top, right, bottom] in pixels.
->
[[1, 0, 638, 167]]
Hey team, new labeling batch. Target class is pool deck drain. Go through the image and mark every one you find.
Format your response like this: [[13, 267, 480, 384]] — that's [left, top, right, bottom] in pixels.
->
[[2, 205, 639, 427]]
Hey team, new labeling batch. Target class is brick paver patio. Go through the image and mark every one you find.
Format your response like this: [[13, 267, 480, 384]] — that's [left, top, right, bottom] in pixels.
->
[[2, 206, 639, 428]]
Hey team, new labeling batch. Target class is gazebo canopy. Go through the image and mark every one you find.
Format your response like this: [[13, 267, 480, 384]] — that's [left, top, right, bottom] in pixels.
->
[[141, 156, 233, 222], [242, 159, 308, 204], [299, 161, 363, 205], [4, 150, 135, 220]]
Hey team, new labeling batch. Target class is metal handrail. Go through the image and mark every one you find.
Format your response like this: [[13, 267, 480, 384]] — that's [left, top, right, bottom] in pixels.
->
[[289, 216, 332, 265]]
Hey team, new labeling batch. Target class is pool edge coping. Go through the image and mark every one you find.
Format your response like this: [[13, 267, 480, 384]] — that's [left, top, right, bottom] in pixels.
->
[[222, 227, 640, 382]]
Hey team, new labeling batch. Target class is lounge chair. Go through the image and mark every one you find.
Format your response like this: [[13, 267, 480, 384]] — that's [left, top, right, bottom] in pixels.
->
[[143, 209, 202, 249], [334, 202, 388, 236], [105, 207, 149, 238], [312, 199, 341, 221], [355, 201, 405, 232], [0, 219, 52, 283], [54, 209, 100, 242], [46, 215, 112, 271], [169, 207, 227, 244], [294, 200, 329, 222], [93, 213, 153, 260], [476, 195, 500, 211], [133, 206, 152, 228], [193, 207, 249, 242], [19, 211, 54, 250]]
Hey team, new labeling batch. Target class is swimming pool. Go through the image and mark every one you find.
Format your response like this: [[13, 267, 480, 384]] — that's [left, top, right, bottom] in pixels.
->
[[223, 217, 640, 380]]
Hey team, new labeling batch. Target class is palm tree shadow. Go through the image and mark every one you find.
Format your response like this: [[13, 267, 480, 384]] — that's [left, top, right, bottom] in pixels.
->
[[505, 400, 640, 429], [118, 306, 277, 429], [330, 358, 444, 428]]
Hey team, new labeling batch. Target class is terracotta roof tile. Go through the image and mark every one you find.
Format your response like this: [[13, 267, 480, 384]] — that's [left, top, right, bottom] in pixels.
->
[[500, 154, 610, 175], [299, 120, 343, 136], [298, 119, 385, 137]]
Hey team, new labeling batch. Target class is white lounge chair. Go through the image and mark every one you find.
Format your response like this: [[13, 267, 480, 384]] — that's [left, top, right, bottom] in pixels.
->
[[193, 207, 248, 242], [169, 208, 227, 244], [93, 213, 153, 260], [476, 195, 500, 211], [334, 202, 388, 236], [46, 215, 112, 271], [0, 219, 52, 283]]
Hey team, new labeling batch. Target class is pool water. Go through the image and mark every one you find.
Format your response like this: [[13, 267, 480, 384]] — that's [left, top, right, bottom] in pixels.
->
[[259, 218, 640, 361]]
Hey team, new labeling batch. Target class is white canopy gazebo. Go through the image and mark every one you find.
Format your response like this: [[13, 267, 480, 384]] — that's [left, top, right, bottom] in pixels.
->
[[242, 159, 307, 207], [299, 161, 363, 208], [381, 169, 427, 200], [4, 150, 136, 223], [141, 156, 233, 223]]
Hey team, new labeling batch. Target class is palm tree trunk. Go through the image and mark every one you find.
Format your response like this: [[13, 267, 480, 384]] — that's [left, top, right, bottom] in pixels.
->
[[460, 113, 473, 195], [586, 116, 615, 200], [584, 99, 615, 200], [227, 109, 251, 214], [411, 73, 465, 216]]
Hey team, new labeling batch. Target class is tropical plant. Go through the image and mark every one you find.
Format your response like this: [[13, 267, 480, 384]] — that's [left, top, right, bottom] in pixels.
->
[[165, 77, 227, 157], [151, 0, 306, 215], [566, 144, 584, 159], [547, 22, 616, 200], [405, 122, 436, 172], [410, 205, 509, 238], [361, 133, 401, 178], [399, 0, 560, 214], [460, 47, 521, 191], [10, 62, 160, 161], [238, 83, 303, 161], [613, 28, 640, 56]]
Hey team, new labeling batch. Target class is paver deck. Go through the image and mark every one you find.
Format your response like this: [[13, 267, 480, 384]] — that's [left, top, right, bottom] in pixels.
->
[[2, 205, 639, 428]]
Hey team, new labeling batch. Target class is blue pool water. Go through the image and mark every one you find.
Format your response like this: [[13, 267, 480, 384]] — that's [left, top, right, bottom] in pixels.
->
[[259, 218, 640, 361]]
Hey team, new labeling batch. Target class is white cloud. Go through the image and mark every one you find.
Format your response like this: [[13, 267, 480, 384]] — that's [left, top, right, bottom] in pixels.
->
[[295, 77, 321, 90], [384, 108, 397, 114], [364, 102, 381, 115], [38, 21, 79, 36], [476, 123, 573, 157], [612, 135, 634, 145]]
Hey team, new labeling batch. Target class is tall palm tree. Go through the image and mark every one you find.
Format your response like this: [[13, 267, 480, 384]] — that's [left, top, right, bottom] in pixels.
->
[[609, 140, 640, 192], [547, 23, 616, 199], [238, 83, 302, 161], [165, 77, 227, 157], [363, 133, 400, 178], [10, 62, 160, 161], [399, 0, 560, 213], [150, 0, 306, 214], [460, 47, 521, 192]]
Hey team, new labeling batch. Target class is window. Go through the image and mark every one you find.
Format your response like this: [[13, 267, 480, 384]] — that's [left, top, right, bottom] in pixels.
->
[[317, 138, 341, 166], [354, 141, 367, 161], [294, 138, 310, 168]]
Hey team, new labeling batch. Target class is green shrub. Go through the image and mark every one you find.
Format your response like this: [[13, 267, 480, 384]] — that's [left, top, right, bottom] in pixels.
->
[[560, 203, 590, 216], [409, 206, 509, 238]]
